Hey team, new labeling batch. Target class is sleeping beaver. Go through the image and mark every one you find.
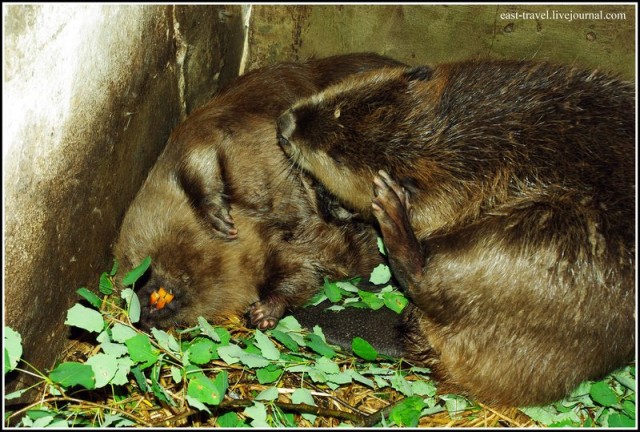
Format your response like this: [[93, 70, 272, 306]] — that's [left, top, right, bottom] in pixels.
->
[[277, 59, 635, 406], [114, 53, 405, 331]]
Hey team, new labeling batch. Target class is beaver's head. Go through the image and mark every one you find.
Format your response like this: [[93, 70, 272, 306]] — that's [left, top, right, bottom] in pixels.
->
[[277, 65, 436, 216]]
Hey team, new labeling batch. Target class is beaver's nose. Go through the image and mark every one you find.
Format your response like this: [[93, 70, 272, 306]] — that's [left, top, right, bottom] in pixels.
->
[[277, 110, 296, 144]]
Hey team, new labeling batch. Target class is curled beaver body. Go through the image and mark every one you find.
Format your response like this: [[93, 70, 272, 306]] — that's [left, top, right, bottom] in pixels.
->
[[277, 60, 635, 406], [114, 53, 405, 331]]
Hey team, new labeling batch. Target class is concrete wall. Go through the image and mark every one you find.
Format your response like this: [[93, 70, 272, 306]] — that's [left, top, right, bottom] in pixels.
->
[[3, 3, 244, 388], [245, 4, 636, 79]]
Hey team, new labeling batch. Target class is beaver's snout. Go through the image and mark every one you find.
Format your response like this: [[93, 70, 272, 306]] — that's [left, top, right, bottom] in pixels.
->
[[276, 110, 296, 150]]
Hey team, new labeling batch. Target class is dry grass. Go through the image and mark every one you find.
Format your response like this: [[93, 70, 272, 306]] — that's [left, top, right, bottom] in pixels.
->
[[50, 320, 543, 428]]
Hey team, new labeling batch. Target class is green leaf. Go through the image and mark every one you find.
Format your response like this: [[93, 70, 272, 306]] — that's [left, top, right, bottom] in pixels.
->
[[86, 353, 119, 388], [214, 327, 231, 345], [186, 395, 212, 414], [125, 334, 158, 369], [64, 304, 104, 333], [347, 369, 375, 388], [120, 288, 141, 323], [292, 388, 317, 424], [341, 301, 369, 309], [390, 373, 414, 396], [4, 326, 22, 374], [197, 316, 221, 342], [315, 357, 341, 374], [520, 406, 558, 426], [382, 290, 409, 313], [274, 315, 303, 332], [312, 325, 328, 340], [244, 402, 269, 427], [216, 411, 241, 427], [122, 256, 151, 286], [4, 388, 29, 400], [323, 280, 343, 302], [336, 280, 359, 293], [274, 316, 306, 346], [151, 361, 175, 406], [292, 387, 315, 406], [607, 413, 635, 427], [255, 386, 279, 401], [150, 328, 180, 353], [130, 365, 148, 392], [352, 337, 378, 361], [187, 371, 227, 406], [102, 414, 132, 428], [270, 330, 299, 352], [187, 339, 216, 365], [48, 419, 70, 428], [76, 287, 102, 309], [305, 291, 328, 307], [170, 366, 183, 384], [369, 263, 392, 285], [442, 394, 468, 419], [217, 344, 244, 365], [279, 411, 297, 427], [409, 366, 432, 375], [547, 410, 582, 427], [286, 364, 310, 374], [111, 357, 133, 386], [307, 368, 327, 384], [110, 323, 138, 343], [612, 367, 636, 391], [358, 290, 385, 310], [377, 237, 387, 255], [622, 400, 635, 418], [49, 362, 95, 389], [109, 259, 119, 277], [590, 381, 619, 407], [99, 272, 114, 294], [239, 352, 271, 368], [366, 365, 396, 375], [256, 364, 283, 384], [254, 329, 280, 360], [187, 375, 222, 405], [325, 371, 353, 385], [412, 380, 437, 397], [305, 334, 336, 358], [32, 415, 54, 428], [220, 341, 267, 368], [389, 396, 426, 427], [26, 409, 53, 420]]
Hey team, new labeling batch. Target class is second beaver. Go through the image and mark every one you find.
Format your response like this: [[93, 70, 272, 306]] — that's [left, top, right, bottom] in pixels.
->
[[277, 60, 636, 406], [114, 53, 405, 331]]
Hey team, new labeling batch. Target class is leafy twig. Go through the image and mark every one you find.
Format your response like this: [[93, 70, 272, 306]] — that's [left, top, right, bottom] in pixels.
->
[[5, 396, 153, 427]]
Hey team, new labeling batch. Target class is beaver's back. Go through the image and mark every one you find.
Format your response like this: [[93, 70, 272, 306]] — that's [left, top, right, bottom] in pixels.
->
[[276, 59, 636, 406]]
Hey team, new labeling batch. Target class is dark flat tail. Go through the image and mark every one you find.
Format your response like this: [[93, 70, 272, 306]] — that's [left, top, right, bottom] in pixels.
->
[[292, 302, 405, 358]]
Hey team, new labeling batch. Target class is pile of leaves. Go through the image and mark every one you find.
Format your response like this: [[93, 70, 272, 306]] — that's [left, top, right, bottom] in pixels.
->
[[4, 256, 636, 427]]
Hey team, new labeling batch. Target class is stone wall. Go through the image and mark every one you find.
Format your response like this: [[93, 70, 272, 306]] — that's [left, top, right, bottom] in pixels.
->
[[245, 4, 635, 78], [3, 3, 244, 390]]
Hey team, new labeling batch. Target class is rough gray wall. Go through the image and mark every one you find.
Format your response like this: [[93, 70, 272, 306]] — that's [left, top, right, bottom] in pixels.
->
[[245, 4, 635, 79], [3, 4, 244, 391]]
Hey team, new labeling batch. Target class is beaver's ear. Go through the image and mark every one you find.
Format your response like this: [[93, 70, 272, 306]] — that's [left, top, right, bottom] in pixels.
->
[[404, 65, 433, 82]]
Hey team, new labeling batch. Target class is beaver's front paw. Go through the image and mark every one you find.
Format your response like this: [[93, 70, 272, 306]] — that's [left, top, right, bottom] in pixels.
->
[[371, 170, 424, 286], [203, 202, 238, 240], [248, 300, 287, 330]]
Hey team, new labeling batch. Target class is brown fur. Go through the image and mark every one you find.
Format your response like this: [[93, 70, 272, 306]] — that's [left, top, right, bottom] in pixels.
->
[[114, 53, 405, 330], [277, 59, 636, 406]]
